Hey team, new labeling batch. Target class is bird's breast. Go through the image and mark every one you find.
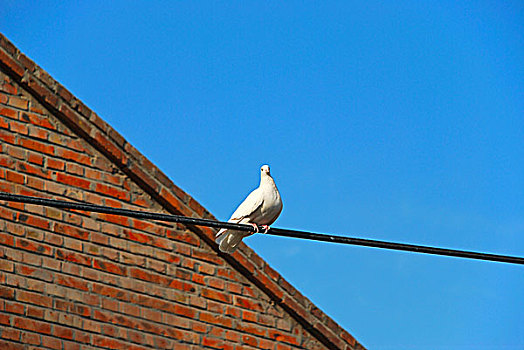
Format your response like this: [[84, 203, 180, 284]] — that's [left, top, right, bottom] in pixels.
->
[[258, 189, 282, 225]]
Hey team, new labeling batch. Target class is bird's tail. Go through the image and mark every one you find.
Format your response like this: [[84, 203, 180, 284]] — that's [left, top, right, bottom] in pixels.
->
[[215, 229, 243, 254]]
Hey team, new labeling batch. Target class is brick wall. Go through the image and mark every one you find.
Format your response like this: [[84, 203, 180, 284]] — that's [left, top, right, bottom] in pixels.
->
[[0, 33, 365, 350]]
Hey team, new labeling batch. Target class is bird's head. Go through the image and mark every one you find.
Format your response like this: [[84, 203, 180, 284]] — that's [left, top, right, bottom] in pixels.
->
[[260, 164, 271, 176]]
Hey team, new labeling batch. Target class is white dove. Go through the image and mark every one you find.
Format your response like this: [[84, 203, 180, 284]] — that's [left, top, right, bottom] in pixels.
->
[[215, 165, 283, 254]]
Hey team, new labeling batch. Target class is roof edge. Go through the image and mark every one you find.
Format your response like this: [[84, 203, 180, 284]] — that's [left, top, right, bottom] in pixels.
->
[[0, 32, 365, 350]]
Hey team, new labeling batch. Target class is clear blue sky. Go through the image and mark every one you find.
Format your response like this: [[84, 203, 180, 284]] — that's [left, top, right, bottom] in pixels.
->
[[2, 1, 523, 349]]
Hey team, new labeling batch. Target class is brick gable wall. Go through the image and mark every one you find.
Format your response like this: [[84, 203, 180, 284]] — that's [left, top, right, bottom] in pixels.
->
[[0, 33, 364, 350]]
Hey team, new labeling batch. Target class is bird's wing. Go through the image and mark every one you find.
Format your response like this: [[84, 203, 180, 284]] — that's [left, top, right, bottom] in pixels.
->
[[214, 188, 263, 241], [229, 187, 264, 222]]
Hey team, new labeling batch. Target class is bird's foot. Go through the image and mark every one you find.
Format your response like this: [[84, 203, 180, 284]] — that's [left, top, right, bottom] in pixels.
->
[[260, 225, 270, 234], [249, 223, 259, 234]]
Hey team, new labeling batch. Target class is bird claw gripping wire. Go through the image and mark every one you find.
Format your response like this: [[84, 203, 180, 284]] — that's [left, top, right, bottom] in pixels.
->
[[249, 224, 270, 234], [249, 223, 259, 234]]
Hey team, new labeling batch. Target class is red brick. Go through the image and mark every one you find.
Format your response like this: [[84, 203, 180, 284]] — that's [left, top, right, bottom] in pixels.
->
[[74, 330, 90, 344], [0, 107, 17, 119], [5, 170, 24, 184], [92, 335, 127, 349], [93, 259, 127, 276], [0, 286, 14, 300], [55, 274, 89, 291], [26, 305, 45, 319], [269, 330, 299, 346], [0, 340, 24, 350], [57, 85, 73, 103], [46, 158, 64, 170], [237, 323, 267, 337], [0, 232, 15, 246], [0, 312, 10, 326], [0, 49, 25, 77], [225, 282, 242, 294], [92, 284, 126, 300], [123, 230, 151, 244], [84, 168, 102, 180], [95, 183, 129, 201], [198, 263, 216, 276], [26, 76, 58, 108], [17, 162, 49, 178], [7, 96, 28, 110], [5, 301, 24, 314], [19, 112, 54, 129], [53, 325, 73, 340], [234, 296, 264, 312], [92, 130, 127, 166], [54, 148, 91, 166], [42, 336, 62, 349], [202, 336, 223, 349], [166, 230, 200, 246], [20, 331, 40, 345], [172, 304, 196, 319], [26, 176, 44, 191], [0, 131, 15, 144], [55, 172, 91, 190], [242, 334, 259, 347], [192, 249, 223, 265], [18, 53, 36, 72], [0, 328, 20, 341], [54, 223, 89, 240], [56, 249, 92, 266], [201, 288, 232, 304], [15, 238, 52, 255], [0, 118, 8, 130], [97, 213, 129, 227], [19, 137, 54, 155], [242, 310, 257, 323], [199, 311, 233, 328], [9, 120, 28, 134], [0, 155, 16, 169], [17, 265, 53, 282], [13, 316, 51, 334], [29, 104, 44, 114], [27, 125, 48, 139], [192, 273, 205, 285], [27, 152, 44, 165]]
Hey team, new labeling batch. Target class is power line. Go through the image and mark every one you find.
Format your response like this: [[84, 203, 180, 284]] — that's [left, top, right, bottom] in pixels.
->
[[0, 192, 522, 265]]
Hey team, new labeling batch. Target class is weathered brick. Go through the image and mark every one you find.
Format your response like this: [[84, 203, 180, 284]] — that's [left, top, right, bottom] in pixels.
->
[[42, 336, 62, 350], [15, 238, 52, 255], [7, 96, 28, 110], [0, 49, 24, 77], [20, 331, 40, 345], [56, 249, 92, 266], [16, 265, 53, 282], [55, 274, 89, 291]]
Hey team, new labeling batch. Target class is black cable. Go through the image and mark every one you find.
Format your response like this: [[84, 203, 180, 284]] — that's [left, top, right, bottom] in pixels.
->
[[0, 192, 523, 265]]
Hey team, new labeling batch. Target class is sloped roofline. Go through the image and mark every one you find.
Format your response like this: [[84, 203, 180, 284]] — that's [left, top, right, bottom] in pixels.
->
[[0, 33, 364, 350]]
